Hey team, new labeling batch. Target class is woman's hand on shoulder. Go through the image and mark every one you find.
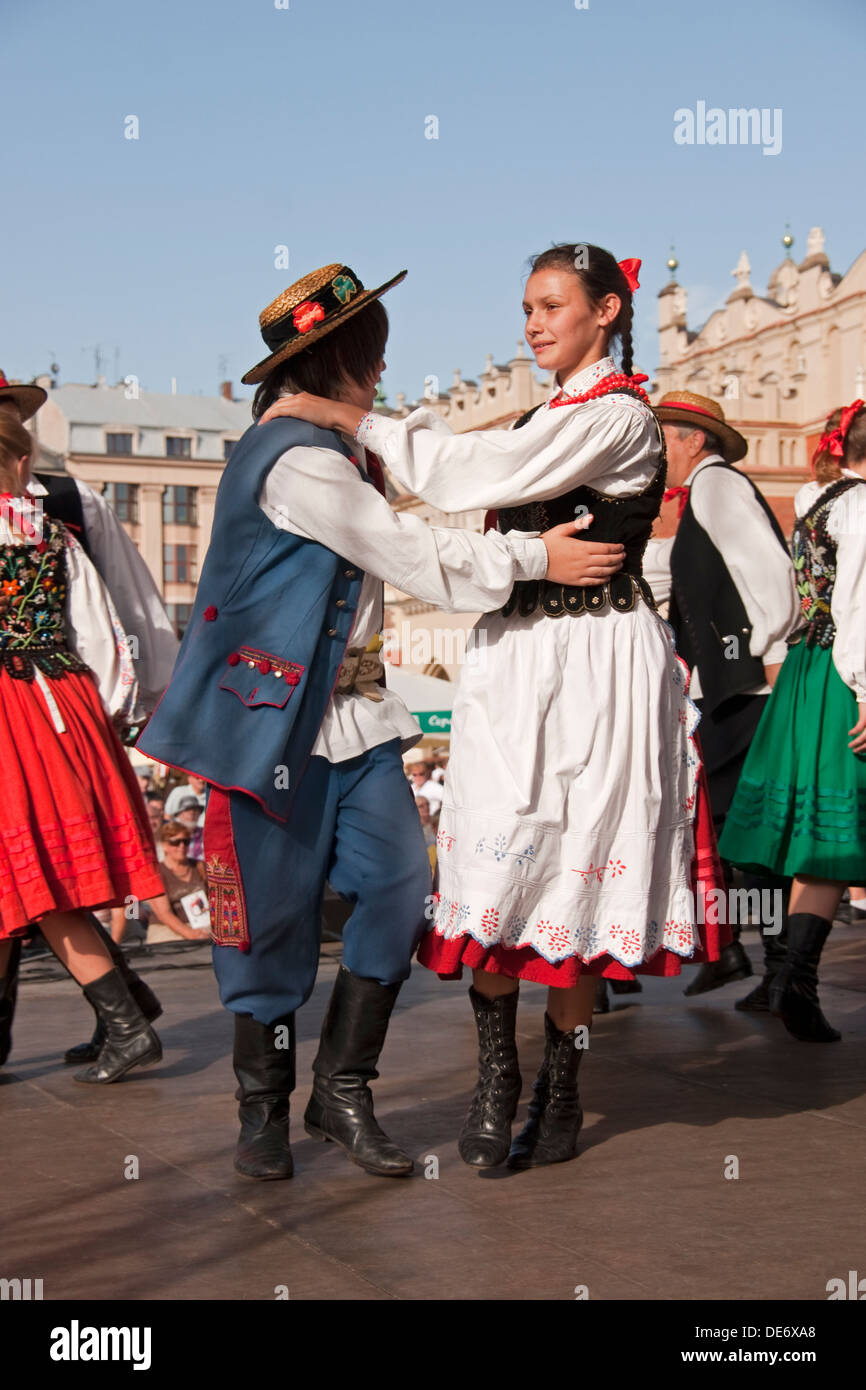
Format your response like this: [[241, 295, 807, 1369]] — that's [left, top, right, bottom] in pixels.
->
[[257, 394, 366, 437], [541, 519, 625, 586]]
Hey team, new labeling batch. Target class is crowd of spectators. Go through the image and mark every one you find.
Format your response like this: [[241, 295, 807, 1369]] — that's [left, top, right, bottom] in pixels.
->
[[404, 747, 449, 856]]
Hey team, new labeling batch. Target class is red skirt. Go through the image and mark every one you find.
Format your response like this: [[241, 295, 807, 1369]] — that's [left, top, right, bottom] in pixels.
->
[[0, 668, 164, 939], [417, 758, 729, 987]]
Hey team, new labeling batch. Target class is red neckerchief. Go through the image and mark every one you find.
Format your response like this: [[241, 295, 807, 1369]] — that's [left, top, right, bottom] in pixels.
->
[[350, 449, 387, 498], [663, 485, 690, 519]]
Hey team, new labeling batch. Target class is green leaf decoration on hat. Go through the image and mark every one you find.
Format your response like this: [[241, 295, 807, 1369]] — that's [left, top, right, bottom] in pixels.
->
[[332, 274, 358, 305]]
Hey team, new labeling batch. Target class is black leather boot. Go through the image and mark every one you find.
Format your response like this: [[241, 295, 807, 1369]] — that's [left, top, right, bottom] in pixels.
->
[[736, 922, 789, 1013], [684, 934, 753, 996], [0, 939, 22, 1067], [609, 977, 642, 995], [64, 917, 162, 1063], [592, 979, 610, 1015], [73, 968, 162, 1083], [768, 913, 840, 1042], [507, 1012, 585, 1169], [304, 965, 413, 1177], [233, 1012, 295, 1180], [458, 987, 521, 1167]]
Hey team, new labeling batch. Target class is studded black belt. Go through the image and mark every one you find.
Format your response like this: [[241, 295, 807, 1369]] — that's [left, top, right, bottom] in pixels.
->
[[501, 571, 657, 619]]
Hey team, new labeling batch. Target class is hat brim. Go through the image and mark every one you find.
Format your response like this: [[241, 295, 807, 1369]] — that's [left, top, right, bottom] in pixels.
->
[[242, 271, 407, 386], [655, 405, 747, 463], [0, 384, 47, 422]]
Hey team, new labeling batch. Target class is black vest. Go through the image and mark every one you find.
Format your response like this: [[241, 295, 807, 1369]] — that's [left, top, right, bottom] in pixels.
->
[[34, 472, 92, 559], [668, 461, 788, 714], [496, 390, 666, 618]]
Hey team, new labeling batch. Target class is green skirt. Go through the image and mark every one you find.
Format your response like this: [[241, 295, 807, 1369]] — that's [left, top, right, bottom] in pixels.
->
[[718, 639, 866, 884]]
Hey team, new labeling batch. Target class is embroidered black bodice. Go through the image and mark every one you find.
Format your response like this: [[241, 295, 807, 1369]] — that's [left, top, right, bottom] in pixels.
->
[[0, 511, 88, 680], [497, 389, 667, 618], [791, 475, 864, 649]]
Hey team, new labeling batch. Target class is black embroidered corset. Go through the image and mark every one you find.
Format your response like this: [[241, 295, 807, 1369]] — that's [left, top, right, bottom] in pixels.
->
[[0, 512, 89, 680], [497, 390, 667, 618], [791, 476, 864, 649]]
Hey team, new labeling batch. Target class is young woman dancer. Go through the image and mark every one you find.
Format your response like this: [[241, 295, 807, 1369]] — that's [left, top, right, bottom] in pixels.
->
[[0, 413, 165, 1083], [260, 244, 724, 1169], [719, 401, 866, 1042]]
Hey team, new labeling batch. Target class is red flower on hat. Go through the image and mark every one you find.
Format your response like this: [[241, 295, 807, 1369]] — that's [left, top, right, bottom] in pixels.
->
[[293, 301, 326, 334]]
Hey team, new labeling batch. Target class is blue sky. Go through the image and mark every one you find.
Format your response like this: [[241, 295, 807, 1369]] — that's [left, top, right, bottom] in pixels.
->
[[2, 0, 863, 408]]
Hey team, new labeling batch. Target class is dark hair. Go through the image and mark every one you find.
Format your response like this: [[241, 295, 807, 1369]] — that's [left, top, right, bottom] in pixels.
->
[[528, 243, 635, 376], [843, 404, 866, 468], [814, 407, 843, 484], [252, 300, 388, 419]]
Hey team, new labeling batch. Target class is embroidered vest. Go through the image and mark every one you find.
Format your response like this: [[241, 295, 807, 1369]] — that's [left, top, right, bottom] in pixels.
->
[[791, 475, 864, 648], [668, 462, 790, 713], [497, 390, 666, 617], [138, 417, 368, 822], [0, 513, 88, 680]]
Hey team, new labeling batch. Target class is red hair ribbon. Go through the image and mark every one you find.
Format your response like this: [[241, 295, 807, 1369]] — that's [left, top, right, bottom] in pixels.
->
[[816, 399, 865, 462], [618, 258, 641, 293]]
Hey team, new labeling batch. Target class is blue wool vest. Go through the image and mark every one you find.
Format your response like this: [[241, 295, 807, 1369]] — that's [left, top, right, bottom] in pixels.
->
[[138, 417, 364, 820]]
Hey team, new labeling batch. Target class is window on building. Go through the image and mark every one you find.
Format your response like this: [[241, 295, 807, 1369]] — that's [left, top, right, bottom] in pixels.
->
[[166, 436, 192, 458], [103, 483, 139, 523], [223, 439, 237, 461], [165, 603, 193, 640], [106, 433, 133, 455], [162, 485, 198, 525], [163, 544, 197, 585]]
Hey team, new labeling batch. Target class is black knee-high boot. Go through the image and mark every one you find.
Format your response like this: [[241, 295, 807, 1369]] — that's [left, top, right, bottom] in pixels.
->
[[458, 987, 522, 1168], [233, 1012, 295, 1179], [768, 913, 840, 1042], [304, 965, 413, 1176], [73, 967, 162, 1083], [736, 873, 790, 1012], [0, 939, 22, 1067], [507, 1012, 585, 1169], [64, 916, 161, 1063]]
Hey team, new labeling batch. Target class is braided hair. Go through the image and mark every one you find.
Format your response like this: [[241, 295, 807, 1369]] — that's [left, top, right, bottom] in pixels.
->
[[529, 243, 635, 376]]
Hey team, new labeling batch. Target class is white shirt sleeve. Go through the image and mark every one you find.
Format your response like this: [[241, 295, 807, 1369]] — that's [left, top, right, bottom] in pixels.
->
[[689, 466, 799, 666], [828, 484, 866, 702], [642, 536, 674, 608], [63, 532, 142, 722], [258, 446, 549, 614], [75, 480, 180, 710], [355, 395, 659, 512]]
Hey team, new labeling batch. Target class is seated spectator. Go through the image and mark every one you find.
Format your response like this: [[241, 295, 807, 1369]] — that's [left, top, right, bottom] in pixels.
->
[[164, 775, 207, 822], [145, 822, 211, 944], [135, 770, 153, 800], [145, 793, 167, 857], [415, 796, 437, 848], [405, 753, 444, 811], [173, 796, 204, 860], [431, 747, 449, 785]]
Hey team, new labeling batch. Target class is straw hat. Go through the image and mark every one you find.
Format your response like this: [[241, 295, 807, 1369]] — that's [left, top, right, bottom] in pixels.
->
[[242, 263, 406, 385], [0, 371, 47, 422], [654, 390, 747, 464]]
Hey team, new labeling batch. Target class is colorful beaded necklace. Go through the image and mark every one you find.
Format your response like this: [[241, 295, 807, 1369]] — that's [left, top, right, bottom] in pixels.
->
[[549, 371, 650, 410]]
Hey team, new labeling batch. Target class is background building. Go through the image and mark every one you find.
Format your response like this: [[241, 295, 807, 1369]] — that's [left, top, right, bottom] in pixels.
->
[[653, 228, 866, 532], [31, 378, 248, 636]]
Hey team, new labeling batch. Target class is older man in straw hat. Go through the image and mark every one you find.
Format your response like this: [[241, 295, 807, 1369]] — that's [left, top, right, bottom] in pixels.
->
[[139, 261, 619, 1183], [644, 391, 799, 1002]]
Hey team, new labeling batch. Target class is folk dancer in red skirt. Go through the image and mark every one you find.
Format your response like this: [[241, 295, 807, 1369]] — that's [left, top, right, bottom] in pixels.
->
[[0, 411, 165, 1083], [259, 243, 727, 1170], [0, 369, 179, 1067]]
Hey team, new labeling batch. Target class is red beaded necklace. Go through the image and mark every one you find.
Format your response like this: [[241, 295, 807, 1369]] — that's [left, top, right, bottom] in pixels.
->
[[549, 371, 650, 410]]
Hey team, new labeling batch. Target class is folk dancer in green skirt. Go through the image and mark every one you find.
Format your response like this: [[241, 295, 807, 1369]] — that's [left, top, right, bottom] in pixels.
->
[[718, 400, 866, 1041]]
